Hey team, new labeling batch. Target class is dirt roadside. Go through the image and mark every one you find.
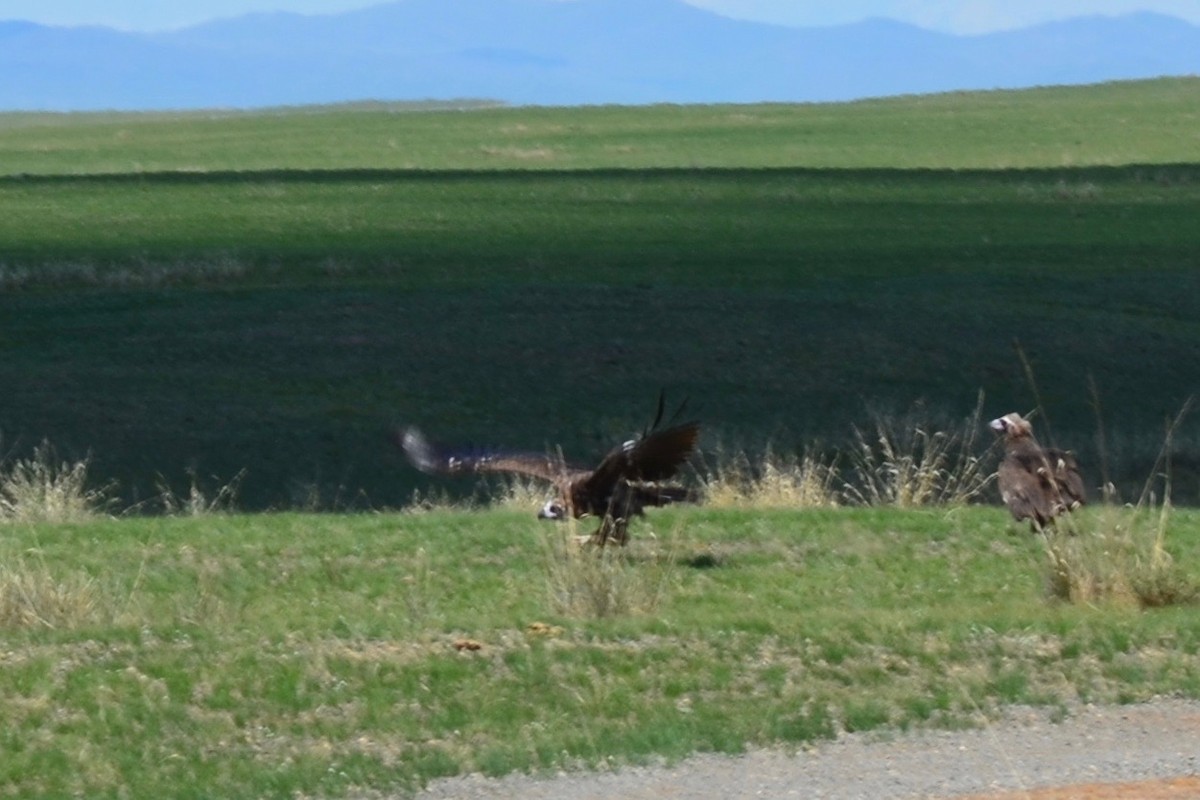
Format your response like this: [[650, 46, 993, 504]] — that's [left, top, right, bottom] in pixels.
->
[[413, 700, 1200, 799]]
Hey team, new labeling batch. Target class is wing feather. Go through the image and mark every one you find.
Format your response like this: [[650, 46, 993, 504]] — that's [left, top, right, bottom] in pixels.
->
[[997, 459, 1053, 524], [583, 420, 700, 493], [1045, 448, 1087, 509], [398, 427, 581, 482]]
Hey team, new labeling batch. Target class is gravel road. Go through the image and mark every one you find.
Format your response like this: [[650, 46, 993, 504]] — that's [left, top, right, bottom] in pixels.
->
[[415, 699, 1199, 799]]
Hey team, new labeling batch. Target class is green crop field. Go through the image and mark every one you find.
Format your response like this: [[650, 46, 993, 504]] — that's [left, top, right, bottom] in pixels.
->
[[2, 78, 1199, 508], [2, 77, 1200, 798]]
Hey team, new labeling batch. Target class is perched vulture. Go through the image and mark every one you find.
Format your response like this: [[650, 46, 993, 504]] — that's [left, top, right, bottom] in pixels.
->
[[398, 397, 700, 545], [989, 411, 1086, 531]]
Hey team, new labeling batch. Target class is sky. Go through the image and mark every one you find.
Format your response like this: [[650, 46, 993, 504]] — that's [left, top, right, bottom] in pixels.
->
[[2, 0, 1199, 35]]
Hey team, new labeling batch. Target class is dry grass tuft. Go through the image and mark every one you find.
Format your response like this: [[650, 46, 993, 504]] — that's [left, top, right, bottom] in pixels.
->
[[156, 468, 246, 516], [1042, 498, 1198, 608], [1043, 400, 1198, 608], [539, 521, 679, 619], [0, 556, 102, 629], [402, 475, 550, 515], [399, 487, 472, 514], [490, 476, 551, 512], [702, 446, 839, 509], [0, 441, 112, 524], [844, 398, 994, 508]]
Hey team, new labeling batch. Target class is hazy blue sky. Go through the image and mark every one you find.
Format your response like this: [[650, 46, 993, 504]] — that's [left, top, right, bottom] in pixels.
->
[[4, 0, 1199, 34]]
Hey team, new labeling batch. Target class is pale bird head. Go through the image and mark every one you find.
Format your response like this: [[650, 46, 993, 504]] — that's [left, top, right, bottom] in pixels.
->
[[537, 499, 566, 521], [989, 412, 1032, 438]]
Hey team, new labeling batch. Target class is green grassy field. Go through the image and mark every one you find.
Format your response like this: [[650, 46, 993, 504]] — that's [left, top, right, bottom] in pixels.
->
[[3, 79, 1197, 173], [2, 78, 1200, 796], [2, 506, 1199, 798], [2, 78, 1199, 508]]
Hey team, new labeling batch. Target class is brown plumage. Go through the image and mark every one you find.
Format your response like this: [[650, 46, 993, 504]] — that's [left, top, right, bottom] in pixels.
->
[[398, 396, 700, 545], [989, 411, 1086, 531]]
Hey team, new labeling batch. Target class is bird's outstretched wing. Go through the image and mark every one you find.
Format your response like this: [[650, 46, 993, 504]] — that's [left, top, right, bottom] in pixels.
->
[[398, 427, 580, 482], [583, 419, 701, 493]]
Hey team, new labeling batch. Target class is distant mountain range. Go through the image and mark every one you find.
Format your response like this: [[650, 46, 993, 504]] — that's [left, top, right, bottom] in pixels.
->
[[3, 0, 1199, 110]]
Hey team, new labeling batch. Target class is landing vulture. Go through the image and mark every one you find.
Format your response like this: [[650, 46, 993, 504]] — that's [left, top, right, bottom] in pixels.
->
[[398, 397, 700, 545], [989, 411, 1086, 531]]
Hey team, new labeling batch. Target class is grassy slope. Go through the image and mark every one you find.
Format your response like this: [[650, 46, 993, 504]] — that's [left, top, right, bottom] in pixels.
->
[[1, 78, 1200, 508], [2, 80, 1200, 796], [2, 507, 1199, 798], [3, 79, 1197, 173]]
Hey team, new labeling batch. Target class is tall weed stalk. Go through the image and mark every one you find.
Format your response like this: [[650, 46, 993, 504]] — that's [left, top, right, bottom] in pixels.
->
[[156, 468, 246, 516], [844, 395, 994, 507]]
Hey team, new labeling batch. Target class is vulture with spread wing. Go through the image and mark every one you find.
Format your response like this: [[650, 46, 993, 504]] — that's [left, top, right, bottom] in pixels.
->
[[989, 411, 1086, 531], [398, 397, 700, 545]]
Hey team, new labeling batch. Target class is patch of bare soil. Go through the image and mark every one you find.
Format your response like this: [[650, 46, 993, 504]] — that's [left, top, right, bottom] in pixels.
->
[[955, 776, 1200, 799], [414, 700, 1200, 800]]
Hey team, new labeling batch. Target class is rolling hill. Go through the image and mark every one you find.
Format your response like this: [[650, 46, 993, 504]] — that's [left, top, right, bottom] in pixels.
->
[[2, 0, 1199, 110]]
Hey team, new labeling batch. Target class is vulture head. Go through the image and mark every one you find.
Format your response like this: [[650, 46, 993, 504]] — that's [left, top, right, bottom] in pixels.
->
[[537, 499, 567, 520], [989, 412, 1033, 439]]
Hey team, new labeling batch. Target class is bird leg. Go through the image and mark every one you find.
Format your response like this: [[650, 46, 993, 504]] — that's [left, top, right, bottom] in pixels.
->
[[587, 516, 629, 547]]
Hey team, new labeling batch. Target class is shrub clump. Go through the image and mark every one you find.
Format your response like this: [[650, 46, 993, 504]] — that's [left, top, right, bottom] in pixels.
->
[[702, 446, 840, 509], [0, 441, 111, 524], [0, 557, 102, 629], [1043, 495, 1199, 608]]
